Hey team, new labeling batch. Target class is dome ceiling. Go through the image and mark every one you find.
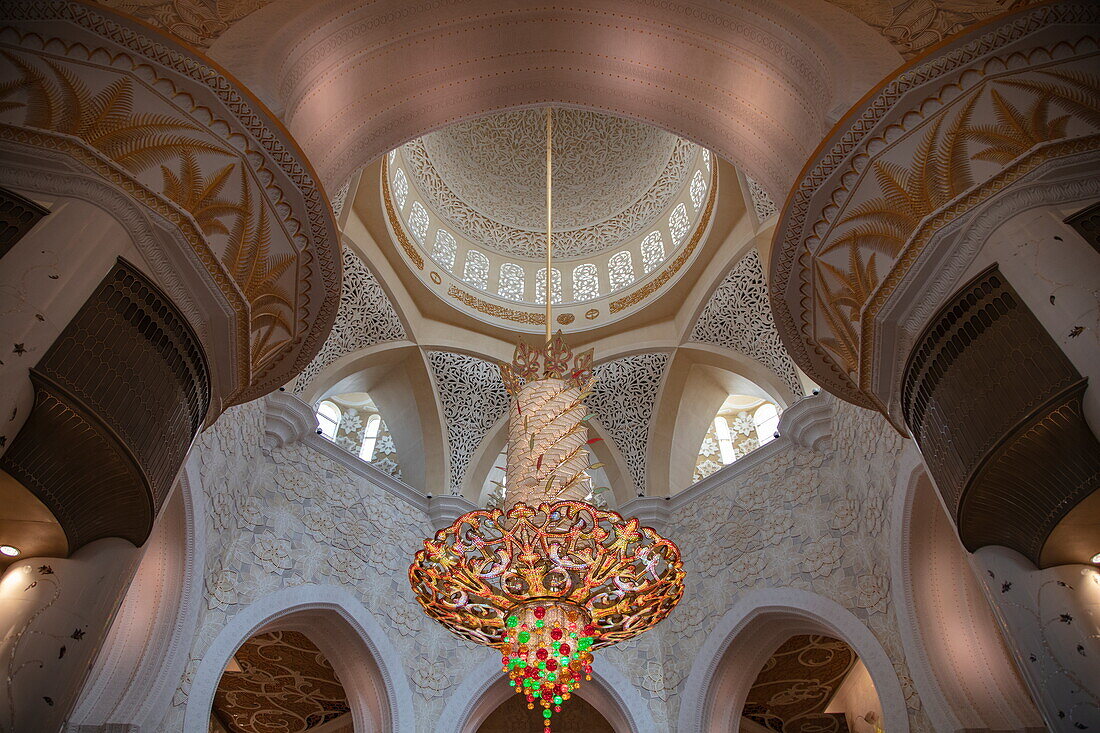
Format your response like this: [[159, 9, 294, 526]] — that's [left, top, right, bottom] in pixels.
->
[[404, 108, 697, 259]]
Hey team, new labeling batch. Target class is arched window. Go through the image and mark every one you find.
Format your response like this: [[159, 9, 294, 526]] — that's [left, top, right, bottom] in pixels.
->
[[462, 250, 489, 289], [572, 264, 599, 301], [316, 400, 341, 440], [407, 201, 429, 242], [498, 262, 525, 300], [388, 148, 397, 164], [690, 169, 707, 210], [359, 414, 382, 461], [754, 403, 780, 444], [433, 229, 457, 271], [535, 267, 562, 304], [694, 395, 777, 482], [641, 232, 665, 274], [701, 148, 711, 172], [669, 202, 690, 246], [713, 416, 736, 465], [392, 167, 408, 211], [608, 251, 634, 291]]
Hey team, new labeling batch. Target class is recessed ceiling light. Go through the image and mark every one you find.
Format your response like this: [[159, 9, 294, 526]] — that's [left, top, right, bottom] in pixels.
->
[[0, 545, 20, 557], [1091, 551, 1100, 564]]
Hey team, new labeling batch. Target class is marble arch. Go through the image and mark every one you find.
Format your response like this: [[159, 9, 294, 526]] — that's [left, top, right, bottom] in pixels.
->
[[677, 587, 908, 733], [210, 0, 901, 197], [68, 458, 206, 731], [887, 443, 1043, 731], [183, 584, 415, 733], [435, 655, 659, 733]]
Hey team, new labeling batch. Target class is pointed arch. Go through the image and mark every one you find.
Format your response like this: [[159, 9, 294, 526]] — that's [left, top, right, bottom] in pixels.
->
[[435, 655, 659, 733], [677, 588, 908, 733], [183, 584, 414, 733]]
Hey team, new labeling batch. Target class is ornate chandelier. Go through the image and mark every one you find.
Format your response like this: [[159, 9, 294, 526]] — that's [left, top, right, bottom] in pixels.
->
[[408, 109, 685, 729]]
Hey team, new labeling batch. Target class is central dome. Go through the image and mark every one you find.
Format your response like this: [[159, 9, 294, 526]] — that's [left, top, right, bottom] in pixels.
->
[[403, 109, 696, 259]]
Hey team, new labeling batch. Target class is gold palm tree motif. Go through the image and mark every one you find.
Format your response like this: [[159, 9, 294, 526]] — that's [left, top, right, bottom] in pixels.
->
[[1001, 70, 1100, 130], [220, 171, 295, 366], [826, 91, 978, 260], [160, 152, 240, 236], [963, 87, 1071, 165], [811, 68, 1099, 378], [0, 50, 226, 172]]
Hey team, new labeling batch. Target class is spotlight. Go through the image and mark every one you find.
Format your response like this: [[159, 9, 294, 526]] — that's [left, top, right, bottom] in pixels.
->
[[0, 545, 20, 557], [1091, 552, 1100, 564]]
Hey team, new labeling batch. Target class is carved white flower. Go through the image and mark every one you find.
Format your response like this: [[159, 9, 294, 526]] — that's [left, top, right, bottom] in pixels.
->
[[274, 469, 316, 502], [729, 552, 769, 585], [319, 481, 360, 509], [782, 475, 817, 507], [863, 495, 885, 536], [898, 671, 921, 710], [694, 458, 723, 481], [411, 655, 453, 698], [800, 537, 843, 579], [324, 549, 367, 583], [302, 507, 339, 538], [206, 569, 240, 608], [758, 511, 793, 545], [721, 517, 760, 553], [373, 543, 406, 573], [333, 517, 373, 547], [668, 598, 707, 638], [384, 600, 425, 636], [235, 495, 265, 529], [208, 488, 233, 532], [251, 535, 294, 571], [172, 658, 200, 706], [855, 565, 889, 615], [831, 498, 860, 533], [736, 483, 773, 512], [693, 542, 729, 578], [640, 660, 668, 700], [671, 495, 728, 538]]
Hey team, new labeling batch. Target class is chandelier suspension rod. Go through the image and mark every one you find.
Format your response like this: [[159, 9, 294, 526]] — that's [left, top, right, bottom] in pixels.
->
[[545, 106, 553, 344]]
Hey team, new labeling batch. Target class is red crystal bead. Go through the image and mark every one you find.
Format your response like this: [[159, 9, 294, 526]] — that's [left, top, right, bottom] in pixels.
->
[[536, 648, 548, 660], [546, 659, 558, 671], [550, 627, 563, 640], [534, 606, 546, 619], [559, 643, 570, 655]]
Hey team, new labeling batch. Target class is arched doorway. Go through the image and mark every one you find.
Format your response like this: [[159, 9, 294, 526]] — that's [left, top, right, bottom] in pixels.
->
[[741, 634, 882, 733], [210, 630, 352, 733], [678, 589, 908, 733], [184, 585, 415, 733]]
